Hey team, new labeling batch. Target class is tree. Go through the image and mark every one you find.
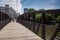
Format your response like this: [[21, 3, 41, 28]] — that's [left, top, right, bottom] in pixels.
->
[[57, 16, 60, 22], [45, 14, 55, 25], [28, 8, 35, 12], [35, 14, 42, 23], [39, 9, 44, 11]]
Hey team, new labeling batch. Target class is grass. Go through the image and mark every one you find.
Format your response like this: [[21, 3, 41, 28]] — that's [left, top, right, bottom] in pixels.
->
[[36, 24, 59, 40], [28, 23, 59, 40]]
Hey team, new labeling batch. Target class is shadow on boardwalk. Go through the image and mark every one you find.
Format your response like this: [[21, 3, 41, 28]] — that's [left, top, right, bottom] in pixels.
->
[[0, 20, 11, 30]]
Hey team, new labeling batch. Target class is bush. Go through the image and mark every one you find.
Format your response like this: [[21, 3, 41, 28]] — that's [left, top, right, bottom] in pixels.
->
[[57, 16, 60, 22], [45, 14, 55, 20], [35, 14, 42, 23], [45, 14, 55, 25]]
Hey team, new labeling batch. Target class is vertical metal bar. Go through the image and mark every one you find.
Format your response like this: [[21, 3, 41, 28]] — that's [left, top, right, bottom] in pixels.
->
[[24, 14, 26, 21], [50, 23, 60, 40], [41, 13, 46, 40], [27, 14, 28, 21], [50, 13, 60, 40], [33, 22, 35, 33], [28, 14, 30, 21], [28, 13, 31, 30], [26, 14, 28, 27], [36, 23, 40, 34], [42, 24, 46, 40], [32, 13, 36, 33], [1, 10, 2, 21], [36, 13, 41, 34], [23, 14, 25, 26]]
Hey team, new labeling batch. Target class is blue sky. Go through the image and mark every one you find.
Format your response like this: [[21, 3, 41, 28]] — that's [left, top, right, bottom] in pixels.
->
[[0, 0, 60, 14], [22, 0, 60, 10]]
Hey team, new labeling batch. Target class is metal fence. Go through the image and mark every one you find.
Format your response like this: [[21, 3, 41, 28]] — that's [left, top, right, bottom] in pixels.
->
[[0, 20, 11, 30], [17, 9, 60, 40]]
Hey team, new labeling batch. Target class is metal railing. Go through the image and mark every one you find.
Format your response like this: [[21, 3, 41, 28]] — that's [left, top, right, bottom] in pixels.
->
[[0, 20, 11, 30], [17, 9, 60, 40]]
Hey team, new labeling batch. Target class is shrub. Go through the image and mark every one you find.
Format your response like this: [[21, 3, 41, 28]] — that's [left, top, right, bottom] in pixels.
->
[[57, 16, 60, 22], [35, 14, 42, 23]]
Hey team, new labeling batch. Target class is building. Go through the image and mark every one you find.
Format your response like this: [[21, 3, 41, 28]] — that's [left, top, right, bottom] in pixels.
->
[[0, 4, 18, 20], [24, 8, 28, 13]]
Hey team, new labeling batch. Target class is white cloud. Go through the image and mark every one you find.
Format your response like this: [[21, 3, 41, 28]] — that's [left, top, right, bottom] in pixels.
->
[[44, 7, 54, 10], [0, 0, 22, 14], [44, 5, 55, 10], [44, 0, 58, 10]]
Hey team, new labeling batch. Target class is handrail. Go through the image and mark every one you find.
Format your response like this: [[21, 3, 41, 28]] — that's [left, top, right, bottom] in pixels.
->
[[17, 9, 60, 40]]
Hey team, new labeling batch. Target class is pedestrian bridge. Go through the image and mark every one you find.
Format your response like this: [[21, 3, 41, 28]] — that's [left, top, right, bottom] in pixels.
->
[[0, 21, 43, 40], [0, 9, 60, 40]]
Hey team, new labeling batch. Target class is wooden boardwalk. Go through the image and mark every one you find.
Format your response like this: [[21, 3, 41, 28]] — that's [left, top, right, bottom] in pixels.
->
[[0, 22, 43, 40]]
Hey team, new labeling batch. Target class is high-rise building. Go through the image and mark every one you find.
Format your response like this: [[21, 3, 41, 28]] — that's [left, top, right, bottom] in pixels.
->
[[0, 4, 18, 19], [24, 8, 28, 13], [5, 4, 9, 13]]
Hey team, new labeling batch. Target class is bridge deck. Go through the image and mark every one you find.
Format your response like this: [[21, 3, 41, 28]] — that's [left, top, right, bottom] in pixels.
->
[[0, 22, 43, 40]]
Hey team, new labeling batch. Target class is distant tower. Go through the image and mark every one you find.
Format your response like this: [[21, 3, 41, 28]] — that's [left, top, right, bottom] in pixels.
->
[[24, 8, 28, 13]]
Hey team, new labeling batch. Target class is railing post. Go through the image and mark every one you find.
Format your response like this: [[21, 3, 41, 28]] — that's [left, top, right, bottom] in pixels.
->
[[23, 14, 26, 26], [50, 23, 60, 40], [0, 9, 3, 21], [24, 14, 26, 21], [36, 23, 40, 34], [36, 13, 41, 34], [32, 13, 36, 33], [28, 13, 31, 29], [26, 14, 28, 21], [27, 13, 30, 21], [26, 14, 28, 27], [41, 12, 46, 40], [50, 13, 60, 40]]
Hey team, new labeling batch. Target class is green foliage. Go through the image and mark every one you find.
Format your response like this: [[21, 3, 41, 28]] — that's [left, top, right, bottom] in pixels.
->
[[39, 9, 44, 11], [28, 8, 56, 23], [57, 16, 60, 22], [35, 14, 42, 23], [28, 8, 35, 12], [45, 14, 55, 20], [35, 13, 55, 23]]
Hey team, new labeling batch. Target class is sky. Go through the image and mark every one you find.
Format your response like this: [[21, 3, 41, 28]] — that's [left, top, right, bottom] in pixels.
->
[[22, 0, 60, 10], [0, 0, 60, 14], [0, 0, 22, 14]]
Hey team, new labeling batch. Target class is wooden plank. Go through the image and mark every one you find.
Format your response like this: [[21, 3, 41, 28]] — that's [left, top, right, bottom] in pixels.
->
[[0, 22, 43, 40]]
